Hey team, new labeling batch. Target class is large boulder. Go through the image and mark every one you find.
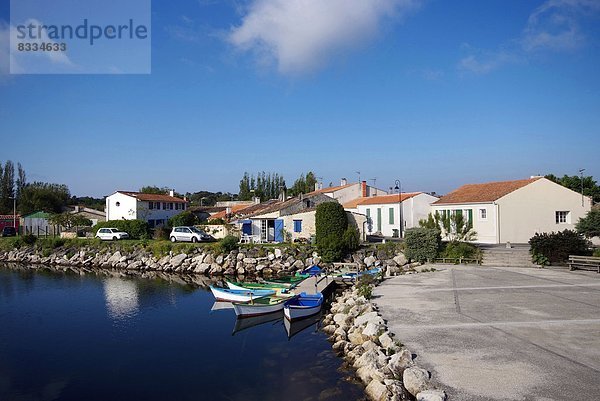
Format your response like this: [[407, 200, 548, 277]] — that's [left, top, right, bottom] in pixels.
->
[[357, 366, 385, 384], [403, 367, 430, 396], [364, 255, 377, 267], [355, 312, 384, 328], [393, 253, 407, 266], [387, 349, 413, 378], [365, 380, 389, 401], [170, 253, 187, 268]]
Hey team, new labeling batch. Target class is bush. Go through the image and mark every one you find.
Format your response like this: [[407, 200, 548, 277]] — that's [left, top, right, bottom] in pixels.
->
[[318, 234, 345, 263], [342, 226, 360, 252], [404, 228, 441, 263], [21, 234, 37, 245], [576, 209, 600, 238], [93, 220, 150, 240], [356, 274, 375, 299], [441, 242, 480, 260], [316, 202, 348, 263], [529, 229, 591, 264], [153, 226, 171, 240], [594, 248, 600, 257], [218, 235, 239, 253], [315, 202, 348, 244], [168, 211, 198, 228]]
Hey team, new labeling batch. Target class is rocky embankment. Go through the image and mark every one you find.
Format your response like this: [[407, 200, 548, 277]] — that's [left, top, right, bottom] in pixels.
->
[[0, 244, 424, 277], [323, 286, 447, 401]]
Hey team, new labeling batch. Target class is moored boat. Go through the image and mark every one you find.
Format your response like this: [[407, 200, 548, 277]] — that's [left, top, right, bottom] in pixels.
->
[[226, 281, 290, 291], [340, 267, 382, 280], [226, 282, 292, 296], [232, 295, 296, 318], [264, 274, 309, 287], [209, 286, 275, 303], [283, 292, 323, 321]]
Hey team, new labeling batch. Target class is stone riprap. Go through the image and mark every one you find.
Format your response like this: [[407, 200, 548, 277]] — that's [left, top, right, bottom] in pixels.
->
[[322, 284, 447, 401], [0, 245, 421, 277]]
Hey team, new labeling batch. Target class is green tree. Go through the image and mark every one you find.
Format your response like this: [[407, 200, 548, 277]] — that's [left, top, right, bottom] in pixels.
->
[[0, 160, 15, 214], [545, 174, 600, 203], [16, 163, 26, 200], [576, 209, 600, 238], [168, 211, 199, 227], [19, 182, 71, 215], [139, 186, 170, 195], [404, 227, 441, 263], [316, 202, 348, 262], [49, 213, 93, 230]]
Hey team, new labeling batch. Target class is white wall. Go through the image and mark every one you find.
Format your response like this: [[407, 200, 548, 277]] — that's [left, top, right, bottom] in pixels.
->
[[431, 203, 499, 244], [137, 202, 184, 225], [106, 193, 138, 221], [497, 178, 592, 243], [358, 193, 438, 237]]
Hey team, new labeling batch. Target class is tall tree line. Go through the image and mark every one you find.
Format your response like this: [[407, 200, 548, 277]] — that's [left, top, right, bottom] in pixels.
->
[[0, 161, 26, 214], [289, 171, 318, 196], [238, 172, 286, 201], [545, 173, 600, 203]]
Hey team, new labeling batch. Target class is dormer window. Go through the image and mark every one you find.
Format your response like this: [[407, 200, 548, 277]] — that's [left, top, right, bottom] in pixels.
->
[[115, 202, 120, 207]]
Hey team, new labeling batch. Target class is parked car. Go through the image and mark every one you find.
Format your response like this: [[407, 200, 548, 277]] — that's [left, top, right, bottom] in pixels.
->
[[170, 226, 213, 243], [95, 228, 129, 241], [2, 227, 17, 237]]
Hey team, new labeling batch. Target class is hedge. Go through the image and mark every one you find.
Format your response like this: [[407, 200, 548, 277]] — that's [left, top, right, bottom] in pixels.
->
[[93, 220, 151, 240], [404, 227, 441, 263], [529, 229, 590, 264]]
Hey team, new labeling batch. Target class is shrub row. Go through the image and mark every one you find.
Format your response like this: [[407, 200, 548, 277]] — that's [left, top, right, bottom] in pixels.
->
[[529, 229, 591, 264], [93, 220, 151, 240]]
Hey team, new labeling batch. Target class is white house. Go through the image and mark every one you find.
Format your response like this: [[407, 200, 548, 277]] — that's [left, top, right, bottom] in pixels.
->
[[105, 191, 188, 228], [431, 177, 593, 244], [355, 192, 439, 238]]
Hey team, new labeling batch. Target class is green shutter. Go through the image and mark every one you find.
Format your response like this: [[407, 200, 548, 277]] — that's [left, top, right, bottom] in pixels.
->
[[467, 209, 473, 229], [377, 208, 382, 232], [389, 208, 394, 224], [366, 208, 370, 218]]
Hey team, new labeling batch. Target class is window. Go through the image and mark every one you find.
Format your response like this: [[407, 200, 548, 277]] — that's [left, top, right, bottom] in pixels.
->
[[149, 202, 154, 210], [157, 202, 161, 209], [115, 202, 120, 207], [293, 220, 302, 233], [556, 211, 570, 224], [389, 208, 394, 224], [163, 202, 167, 209], [479, 208, 487, 220], [169, 203, 173, 210], [182, 204, 186, 210]]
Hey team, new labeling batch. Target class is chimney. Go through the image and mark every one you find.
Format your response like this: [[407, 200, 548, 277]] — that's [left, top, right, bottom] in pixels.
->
[[362, 181, 367, 197], [315, 182, 320, 191], [253, 196, 260, 204], [74, 205, 80, 213], [169, 189, 175, 197], [341, 178, 347, 186], [226, 207, 232, 215]]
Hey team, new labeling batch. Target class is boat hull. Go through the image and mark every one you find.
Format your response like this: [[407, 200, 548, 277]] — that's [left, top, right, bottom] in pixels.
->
[[232, 297, 291, 317], [283, 292, 323, 321], [209, 286, 274, 303]]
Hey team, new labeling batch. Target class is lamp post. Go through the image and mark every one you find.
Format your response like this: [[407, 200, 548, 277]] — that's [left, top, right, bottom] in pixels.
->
[[394, 180, 402, 239], [578, 168, 585, 207]]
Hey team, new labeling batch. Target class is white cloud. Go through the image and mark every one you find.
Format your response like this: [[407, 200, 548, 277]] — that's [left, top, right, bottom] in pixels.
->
[[459, 0, 600, 75], [227, 0, 419, 75]]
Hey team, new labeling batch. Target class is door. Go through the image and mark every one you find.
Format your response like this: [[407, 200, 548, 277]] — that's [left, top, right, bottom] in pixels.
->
[[274, 219, 284, 242]]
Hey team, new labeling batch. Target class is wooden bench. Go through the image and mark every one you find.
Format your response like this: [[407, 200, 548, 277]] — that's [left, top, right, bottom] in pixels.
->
[[568, 255, 600, 273]]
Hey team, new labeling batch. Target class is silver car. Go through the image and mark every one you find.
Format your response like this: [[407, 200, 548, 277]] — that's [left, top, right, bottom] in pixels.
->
[[170, 226, 212, 243], [96, 228, 129, 241]]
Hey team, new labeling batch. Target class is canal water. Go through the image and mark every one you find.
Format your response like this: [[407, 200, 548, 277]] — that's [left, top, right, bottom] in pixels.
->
[[0, 265, 365, 401]]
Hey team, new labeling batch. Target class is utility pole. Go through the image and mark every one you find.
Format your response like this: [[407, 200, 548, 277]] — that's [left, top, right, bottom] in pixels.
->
[[579, 168, 585, 207]]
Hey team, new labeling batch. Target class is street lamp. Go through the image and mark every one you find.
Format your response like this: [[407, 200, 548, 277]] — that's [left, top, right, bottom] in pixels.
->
[[394, 180, 403, 239], [579, 168, 585, 207]]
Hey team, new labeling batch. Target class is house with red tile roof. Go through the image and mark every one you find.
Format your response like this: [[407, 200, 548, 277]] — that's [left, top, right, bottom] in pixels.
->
[[106, 190, 188, 227], [310, 179, 388, 205], [353, 192, 439, 238], [431, 177, 592, 244]]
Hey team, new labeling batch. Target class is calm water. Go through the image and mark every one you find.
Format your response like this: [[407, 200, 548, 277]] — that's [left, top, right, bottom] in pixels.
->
[[0, 265, 364, 401]]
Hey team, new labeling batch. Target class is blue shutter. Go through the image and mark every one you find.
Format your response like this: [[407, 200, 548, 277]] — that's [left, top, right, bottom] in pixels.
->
[[274, 219, 284, 242]]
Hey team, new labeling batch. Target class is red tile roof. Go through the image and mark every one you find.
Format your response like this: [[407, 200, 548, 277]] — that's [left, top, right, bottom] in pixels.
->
[[351, 193, 421, 206], [433, 178, 541, 205], [117, 191, 186, 203], [208, 204, 254, 221]]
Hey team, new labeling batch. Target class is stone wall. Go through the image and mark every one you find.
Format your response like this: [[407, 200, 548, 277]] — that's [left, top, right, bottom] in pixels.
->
[[0, 244, 423, 277]]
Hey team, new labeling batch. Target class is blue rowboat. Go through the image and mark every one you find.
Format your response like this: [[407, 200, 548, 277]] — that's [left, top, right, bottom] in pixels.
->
[[300, 265, 322, 276], [209, 286, 275, 303], [283, 292, 323, 321]]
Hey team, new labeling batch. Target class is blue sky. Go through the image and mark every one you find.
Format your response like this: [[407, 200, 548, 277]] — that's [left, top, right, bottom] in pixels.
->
[[1, 0, 599, 197]]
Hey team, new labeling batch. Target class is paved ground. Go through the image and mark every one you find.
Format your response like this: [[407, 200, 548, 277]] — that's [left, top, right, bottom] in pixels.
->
[[374, 265, 600, 401]]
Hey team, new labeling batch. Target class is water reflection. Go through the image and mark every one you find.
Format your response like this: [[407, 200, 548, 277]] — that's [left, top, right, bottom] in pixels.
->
[[103, 277, 139, 320]]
